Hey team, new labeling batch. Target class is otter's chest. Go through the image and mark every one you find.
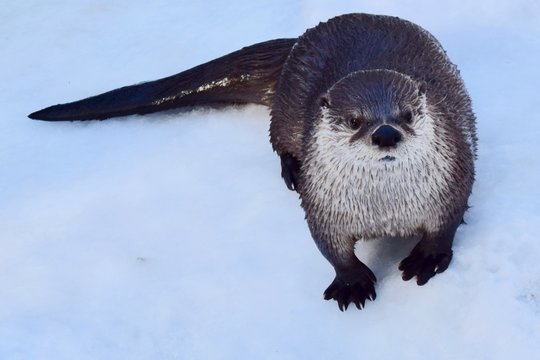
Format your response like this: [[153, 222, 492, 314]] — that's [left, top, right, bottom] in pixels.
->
[[302, 159, 450, 239]]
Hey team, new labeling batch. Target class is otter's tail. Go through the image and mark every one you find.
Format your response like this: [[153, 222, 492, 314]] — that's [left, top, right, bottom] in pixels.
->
[[28, 38, 296, 121]]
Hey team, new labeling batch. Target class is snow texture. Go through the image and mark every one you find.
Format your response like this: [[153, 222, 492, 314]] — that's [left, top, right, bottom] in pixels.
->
[[1, 1, 540, 359]]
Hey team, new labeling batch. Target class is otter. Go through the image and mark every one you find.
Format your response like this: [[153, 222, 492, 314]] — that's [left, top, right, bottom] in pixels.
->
[[29, 13, 477, 311]]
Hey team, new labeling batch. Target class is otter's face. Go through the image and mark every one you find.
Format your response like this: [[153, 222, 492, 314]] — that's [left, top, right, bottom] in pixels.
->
[[317, 70, 430, 163]]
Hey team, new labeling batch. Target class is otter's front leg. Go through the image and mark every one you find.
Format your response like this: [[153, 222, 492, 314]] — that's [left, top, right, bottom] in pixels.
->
[[314, 235, 377, 311], [280, 153, 301, 191], [399, 221, 460, 285]]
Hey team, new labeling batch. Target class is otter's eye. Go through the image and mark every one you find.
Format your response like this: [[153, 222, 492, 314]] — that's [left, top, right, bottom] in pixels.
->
[[348, 117, 361, 130], [402, 110, 413, 123]]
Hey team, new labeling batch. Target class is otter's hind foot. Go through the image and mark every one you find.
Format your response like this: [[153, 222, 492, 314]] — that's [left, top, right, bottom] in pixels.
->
[[324, 265, 377, 311], [399, 244, 453, 286]]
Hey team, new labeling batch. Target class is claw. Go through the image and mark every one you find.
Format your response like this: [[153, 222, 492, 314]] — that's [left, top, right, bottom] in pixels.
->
[[359, 297, 366, 309]]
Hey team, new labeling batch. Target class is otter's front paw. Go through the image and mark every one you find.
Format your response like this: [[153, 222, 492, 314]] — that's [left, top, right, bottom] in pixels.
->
[[323, 270, 376, 311], [399, 245, 453, 285], [280, 153, 300, 191]]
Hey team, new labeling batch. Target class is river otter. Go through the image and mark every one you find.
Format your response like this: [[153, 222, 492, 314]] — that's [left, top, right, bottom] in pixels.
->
[[29, 13, 477, 311]]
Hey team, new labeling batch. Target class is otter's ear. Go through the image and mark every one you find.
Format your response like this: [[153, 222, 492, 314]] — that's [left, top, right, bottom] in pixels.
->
[[319, 94, 331, 108], [417, 81, 427, 96]]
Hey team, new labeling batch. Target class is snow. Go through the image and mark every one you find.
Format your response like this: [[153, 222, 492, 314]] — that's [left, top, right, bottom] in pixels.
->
[[1, 0, 540, 358]]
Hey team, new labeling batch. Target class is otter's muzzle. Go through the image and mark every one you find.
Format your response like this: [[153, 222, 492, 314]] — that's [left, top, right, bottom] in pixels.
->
[[371, 125, 402, 148]]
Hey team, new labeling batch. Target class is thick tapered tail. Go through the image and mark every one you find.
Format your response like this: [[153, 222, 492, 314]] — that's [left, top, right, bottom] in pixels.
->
[[28, 38, 296, 121]]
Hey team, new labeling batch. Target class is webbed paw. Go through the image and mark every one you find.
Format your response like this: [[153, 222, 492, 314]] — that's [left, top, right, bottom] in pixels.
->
[[280, 153, 300, 191], [399, 244, 452, 285], [323, 266, 376, 311]]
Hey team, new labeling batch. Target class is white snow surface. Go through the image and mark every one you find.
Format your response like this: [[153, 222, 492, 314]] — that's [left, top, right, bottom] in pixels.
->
[[1, 1, 540, 359]]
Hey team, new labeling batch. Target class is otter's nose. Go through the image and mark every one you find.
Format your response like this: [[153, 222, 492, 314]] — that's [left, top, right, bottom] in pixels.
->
[[371, 125, 402, 148]]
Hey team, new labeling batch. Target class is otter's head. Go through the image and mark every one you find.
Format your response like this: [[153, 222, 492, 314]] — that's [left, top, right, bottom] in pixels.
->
[[317, 69, 430, 163]]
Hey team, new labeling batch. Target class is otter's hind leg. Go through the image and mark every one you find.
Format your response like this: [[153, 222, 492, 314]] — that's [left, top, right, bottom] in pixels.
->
[[399, 222, 459, 285], [314, 235, 377, 311]]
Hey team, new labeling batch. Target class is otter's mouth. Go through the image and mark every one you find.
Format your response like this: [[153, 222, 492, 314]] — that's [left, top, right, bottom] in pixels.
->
[[379, 155, 396, 162]]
